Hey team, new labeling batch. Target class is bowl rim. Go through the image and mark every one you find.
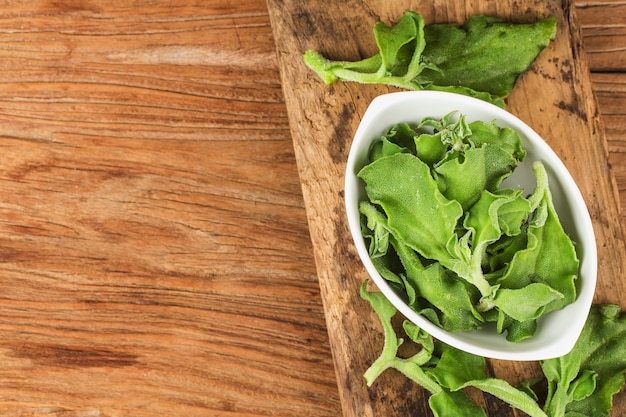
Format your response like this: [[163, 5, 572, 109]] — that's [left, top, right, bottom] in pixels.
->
[[344, 90, 597, 361]]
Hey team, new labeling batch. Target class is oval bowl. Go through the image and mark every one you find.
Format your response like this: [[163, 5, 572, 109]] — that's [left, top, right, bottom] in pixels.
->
[[345, 90, 597, 361]]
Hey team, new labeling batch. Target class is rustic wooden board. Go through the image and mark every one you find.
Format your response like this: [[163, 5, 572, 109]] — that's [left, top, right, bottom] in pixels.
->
[[268, 0, 626, 416]]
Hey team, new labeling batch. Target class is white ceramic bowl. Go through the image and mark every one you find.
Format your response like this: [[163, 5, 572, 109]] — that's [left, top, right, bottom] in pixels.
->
[[345, 91, 597, 361]]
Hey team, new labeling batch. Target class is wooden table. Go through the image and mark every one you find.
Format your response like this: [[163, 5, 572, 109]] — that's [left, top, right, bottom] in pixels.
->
[[0, 1, 622, 416]]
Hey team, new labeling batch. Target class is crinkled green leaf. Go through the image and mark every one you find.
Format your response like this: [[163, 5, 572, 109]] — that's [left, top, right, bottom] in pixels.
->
[[358, 152, 463, 264], [403, 262, 483, 331], [415, 132, 447, 166], [502, 316, 538, 342], [464, 189, 530, 251], [427, 344, 547, 417], [468, 120, 526, 162], [359, 288, 626, 417], [417, 15, 556, 97], [518, 377, 543, 402], [434, 144, 518, 210], [303, 12, 556, 106], [359, 185, 483, 331], [389, 233, 424, 275], [359, 149, 494, 297], [466, 378, 548, 417], [368, 136, 409, 162], [491, 283, 564, 322], [359, 116, 578, 338], [419, 111, 472, 148], [496, 162, 578, 314], [403, 320, 434, 355], [384, 122, 419, 153], [491, 309, 533, 340], [386, 224, 481, 331], [569, 370, 597, 402], [370, 254, 404, 287], [359, 201, 390, 258], [486, 226, 529, 274], [374, 11, 426, 78], [492, 190, 531, 236], [558, 305, 626, 417]]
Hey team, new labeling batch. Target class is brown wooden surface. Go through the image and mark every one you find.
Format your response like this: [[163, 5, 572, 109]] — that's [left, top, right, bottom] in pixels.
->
[[0, 0, 620, 416], [268, 0, 626, 416], [0, 1, 341, 416]]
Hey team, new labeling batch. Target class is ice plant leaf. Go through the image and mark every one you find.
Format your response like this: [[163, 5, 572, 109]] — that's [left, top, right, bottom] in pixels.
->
[[304, 12, 556, 106]]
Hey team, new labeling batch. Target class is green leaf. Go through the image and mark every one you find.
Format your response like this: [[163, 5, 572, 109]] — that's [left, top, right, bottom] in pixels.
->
[[303, 12, 556, 106], [491, 283, 564, 322], [503, 317, 538, 342], [359, 201, 391, 258], [486, 225, 529, 273], [492, 190, 531, 237], [390, 218, 483, 331], [358, 152, 463, 265], [434, 144, 518, 210], [429, 390, 488, 417], [368, 136, 409, 162], [427, 343, 487, 390], [403, 320, 434, 356], [403, 262, 483, 332], [464, 189, 530, 251], [374, 11, 426, 79], [467, 379, 548, 417], [427, 343, 548, 417], [384, 122, 418, 153], [370, 254, 404, 287], [569, 370, 597, 402], [419, 111, 472, 148], [468, 120, 526, 162], [360, 283, 443, 394], [558, 305, 626, 417], [496, 162, 578, 314], [518, 378, 543, 402], [417, 15, 557, 97], [415, 132, 447, 166]]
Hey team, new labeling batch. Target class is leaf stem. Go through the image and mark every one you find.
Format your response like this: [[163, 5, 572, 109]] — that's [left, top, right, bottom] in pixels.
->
[[392, 358, 443, 394], [466, 379, 548, 417]]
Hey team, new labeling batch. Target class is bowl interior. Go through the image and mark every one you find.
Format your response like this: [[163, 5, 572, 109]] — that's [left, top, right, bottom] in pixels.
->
[[345, 91, 597, 361]]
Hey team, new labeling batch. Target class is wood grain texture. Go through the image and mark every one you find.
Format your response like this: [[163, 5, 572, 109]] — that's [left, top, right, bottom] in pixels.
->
[[0, 1, 341, 416], [576, 0, 626, 72], [268, 0, 626, 416], [577, 0, 626, 228], [591, 72, 626, 224]]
